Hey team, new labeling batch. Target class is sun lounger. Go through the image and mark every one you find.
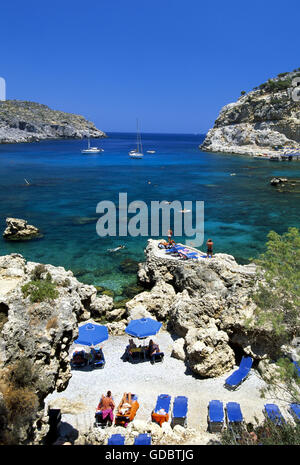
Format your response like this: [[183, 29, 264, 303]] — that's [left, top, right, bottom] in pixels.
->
[[225, 356, 253, 390], [70, 350, 88, 368], [115, 393, 139, 427], [151, 351, 164, 363], [165, 245, 186, 255], [226, 402, 244, 426], [293, 361, 300, 378], [107, 434, 125, 445], [179, 251, 199, 260], [134, 434, 152, 445], [263, 404, 286, 426], [208, 400, 224, 433], [92, 348, 105, 369], [152, 394, 171, 426], [289, 404, 300, 423], [171, 396, 188, 428]]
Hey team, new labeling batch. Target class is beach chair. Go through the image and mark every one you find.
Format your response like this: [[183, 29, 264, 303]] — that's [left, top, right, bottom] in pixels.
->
[[171, 396, 188, 428], [225, 356, 253, 390], [115, 393, 139, 427], [151, 351, 164, 363], [134, 434, 152, 445], [207, 400, 224, 433], [263, 404, 286, 426], [70, 350, 88, 368], [179, 251, 199, 260], [107, 434, 125, 445], [165, 245, 186, 255], [289, 404, 300, 423], [292, 361, 300, 378], [92, 348, 105, 369], [152, 394, 172, 427], [225, 402, 245, 437]]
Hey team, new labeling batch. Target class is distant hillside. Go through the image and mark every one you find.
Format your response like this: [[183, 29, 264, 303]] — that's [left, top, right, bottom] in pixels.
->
[[201, 69, 300, 156], [0, 100, 106, 144]]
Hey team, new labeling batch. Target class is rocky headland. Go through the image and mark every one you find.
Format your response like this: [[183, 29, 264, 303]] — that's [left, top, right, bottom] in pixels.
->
[[201, 69, 300, 157], [0, 100, 106, 144]]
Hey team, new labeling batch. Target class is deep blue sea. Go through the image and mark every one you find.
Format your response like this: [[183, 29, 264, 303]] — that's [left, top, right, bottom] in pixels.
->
[[0, 133, 299, 299]]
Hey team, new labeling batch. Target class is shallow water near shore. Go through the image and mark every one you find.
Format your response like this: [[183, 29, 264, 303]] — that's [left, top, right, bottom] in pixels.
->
[[0, 132, 299, 295]]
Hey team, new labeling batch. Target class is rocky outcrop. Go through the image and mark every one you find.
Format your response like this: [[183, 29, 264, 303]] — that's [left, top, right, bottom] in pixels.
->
[[0, 253, 113, 444], [0, 100, 106, 144], [133, 239, 291, 376], [201, 69, 300, 156], [3, 217, 42, 241], [75, 420, 199, 445]]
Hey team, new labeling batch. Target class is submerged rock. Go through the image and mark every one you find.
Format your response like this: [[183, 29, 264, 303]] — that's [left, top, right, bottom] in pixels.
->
[[3, 217, 42, 241]]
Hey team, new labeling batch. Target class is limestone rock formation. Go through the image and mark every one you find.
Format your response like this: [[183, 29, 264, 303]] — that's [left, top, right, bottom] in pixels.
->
[[185, 324, 235, 377], [0, 253, 101, 443], [0, 100, 106, 144], [3, 217, 42, 241], [126, 279, 176, 320], [201, 69, 300, 156], [135, 239, 287, 375]]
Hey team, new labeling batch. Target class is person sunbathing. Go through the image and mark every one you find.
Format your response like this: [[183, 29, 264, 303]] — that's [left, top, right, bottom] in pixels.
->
[[148, 339, 161, 363], [125, 339, 137, 361], [96, 391, 115, 423]]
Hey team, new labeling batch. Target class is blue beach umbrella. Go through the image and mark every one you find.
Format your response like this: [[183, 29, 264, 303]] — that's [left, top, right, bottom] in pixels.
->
[[74, 323, 109, 346], [125, 317, 162, 339]]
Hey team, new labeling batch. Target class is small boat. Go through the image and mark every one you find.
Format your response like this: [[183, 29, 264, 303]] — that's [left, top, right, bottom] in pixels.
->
[[146, 150, 156, 154], [253, 153, 270, 160], [129, 120, 143, 158], [269, 155, 280, 162], [81, 137, 104, 154]]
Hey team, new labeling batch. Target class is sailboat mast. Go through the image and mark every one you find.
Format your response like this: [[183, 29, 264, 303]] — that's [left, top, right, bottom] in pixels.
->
[[136, 119, 139, 152]]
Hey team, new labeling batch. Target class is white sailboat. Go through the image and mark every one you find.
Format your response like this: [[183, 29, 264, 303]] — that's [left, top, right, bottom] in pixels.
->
[[129, 120, 144, 158], [81, 137, 104, 154]]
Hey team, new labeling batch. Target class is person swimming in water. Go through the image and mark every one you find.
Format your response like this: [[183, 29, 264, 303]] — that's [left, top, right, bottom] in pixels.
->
[[107, 245, 125, 253]]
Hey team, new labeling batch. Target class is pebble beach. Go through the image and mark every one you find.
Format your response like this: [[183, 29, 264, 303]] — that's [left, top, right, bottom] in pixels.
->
[[45, 330, 295, 444]]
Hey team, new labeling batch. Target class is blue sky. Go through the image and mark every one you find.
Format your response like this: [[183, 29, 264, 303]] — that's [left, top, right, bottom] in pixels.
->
[[1, 0, 299, 133]]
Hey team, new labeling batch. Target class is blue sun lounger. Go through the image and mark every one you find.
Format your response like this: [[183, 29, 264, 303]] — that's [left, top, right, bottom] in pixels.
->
[[107, 434, 125, 445], [171, 396, 188, 428], [226, 402, 244, 425], [165, 245, 186, 254], [225, 356, 253, 390], [152, 394, 172, 426], [264, 404, 286, 426], [179, 251, 199, 260], [134, 434, 152, 445], [293, 361, 300, 378], [289, 404, 300, 423], [208, 400, 224, 433], [92, 348, 105, 369]]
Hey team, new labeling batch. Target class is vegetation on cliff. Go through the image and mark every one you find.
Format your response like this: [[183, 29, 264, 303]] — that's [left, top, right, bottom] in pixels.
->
[[201, 69, 300, 155], [0, 100, 106, 143]]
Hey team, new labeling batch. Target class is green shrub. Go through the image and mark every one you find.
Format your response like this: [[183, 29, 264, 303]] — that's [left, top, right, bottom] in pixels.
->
[[22, 279, 59, 303], [221, 418, 300, 445], [7, 359, 38, 389]]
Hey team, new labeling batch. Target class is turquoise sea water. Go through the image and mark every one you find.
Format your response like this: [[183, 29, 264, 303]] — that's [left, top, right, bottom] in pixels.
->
[[0, 133, 299, 298]]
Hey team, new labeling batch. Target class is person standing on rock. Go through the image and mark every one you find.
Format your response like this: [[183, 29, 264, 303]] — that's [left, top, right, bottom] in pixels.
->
[[206, 238, 213, 258]]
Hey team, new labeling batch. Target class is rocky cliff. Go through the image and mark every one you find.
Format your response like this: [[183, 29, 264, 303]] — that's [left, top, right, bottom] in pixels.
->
[[0, 100, 106, 144], [0, 253, 113, 444], [201, 69, 300, 156]]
